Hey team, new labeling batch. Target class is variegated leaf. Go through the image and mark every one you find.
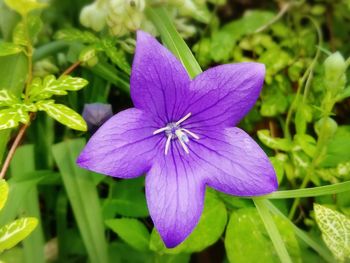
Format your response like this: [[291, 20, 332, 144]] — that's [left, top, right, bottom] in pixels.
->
[[29, 75, 88, 100], [314, 203, 350, 261], [0, 180, 9, 211], [37, 100, 87, 131], [0, 42, 22, 56], [0, 89, 18, 107], [0, 217, 38, 253], [0, 107, 29, 130], [57, 75, 88, 91]]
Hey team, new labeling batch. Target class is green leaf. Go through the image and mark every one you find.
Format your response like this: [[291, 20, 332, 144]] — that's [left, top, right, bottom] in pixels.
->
[[293, 134, 316, 157], [29, 75, 88, 101], [0, 53, 27, 166], [4, 0, 46, 16], [0, 107, 29, 130], [36, 100, 87, 131], [101, 41, 131, 75], [314, 204, 350, 261], [261, 180, 350, 199], [10, 145, 45, 263], [265, 200, 334, 263], [13, 21, 28, 46], [54, 28, 99, 44], [257, 129, 293, 151], [0, 217, 38, 253], [295, 102, 312, 135], [0, 180, 9, 211], [105, 218, 150, 252], [57, 75, 88, 91], [103, 178, 148, 218], [12, 16, 43, 46], [254, 199, 294, 263], [0, 42, 22, 56], [52, 139, 109, 263], [225, 207, 299, 263], [150, 191, 227, 254], [146, 7, 202, 78], [210, 10, 275, 62], [0, 89, 18, 107]]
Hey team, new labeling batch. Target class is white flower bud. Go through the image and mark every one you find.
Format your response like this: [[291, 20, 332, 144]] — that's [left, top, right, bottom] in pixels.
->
[[80, 2, 107, 32]]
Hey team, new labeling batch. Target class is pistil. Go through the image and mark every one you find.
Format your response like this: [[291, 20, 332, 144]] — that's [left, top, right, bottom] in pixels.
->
[[153, 113, 199, 155]]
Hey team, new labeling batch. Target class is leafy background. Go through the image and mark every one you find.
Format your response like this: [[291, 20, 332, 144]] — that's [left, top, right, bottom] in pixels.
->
[[0, 0, 350, 262]]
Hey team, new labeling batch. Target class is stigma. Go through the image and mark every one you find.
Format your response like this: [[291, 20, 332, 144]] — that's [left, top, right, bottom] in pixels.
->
[[153, 113, 199, 155]]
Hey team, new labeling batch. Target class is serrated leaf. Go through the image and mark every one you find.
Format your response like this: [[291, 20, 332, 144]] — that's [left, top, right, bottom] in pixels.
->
[[0, 42, 22, 56], [36, 100, 87, 131], [257, 129, 293, 151], [105, 218, 150, 252], [0, 217, 38, 253], [149, 191, 227, 254], [0, 107, 29, 130], [4, 0, 46, 16], [54, 28, 99, 44], [100, 39, 131, 74], [314, 204, 350, 261], [0, 89, 18, 107], [0, 180, 9, 211]]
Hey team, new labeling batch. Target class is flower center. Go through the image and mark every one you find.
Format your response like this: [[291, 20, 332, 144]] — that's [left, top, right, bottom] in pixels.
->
[[153, 113, 199, 155]]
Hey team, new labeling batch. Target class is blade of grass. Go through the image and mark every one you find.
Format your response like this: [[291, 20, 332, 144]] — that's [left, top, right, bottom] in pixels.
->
[[52, 139, 108, 263], [146, 7, 202, 78], [264, 200, 334, 263], [258, 181, 350, 199], [10, 145, 45, 263], [254, 199, 292, 263]]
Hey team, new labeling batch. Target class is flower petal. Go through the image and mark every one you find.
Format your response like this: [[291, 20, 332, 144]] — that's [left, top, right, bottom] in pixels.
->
[[77, 108, 160, 178], [130, 31, 191, 123], [191, 127, 277, 196], [146, 146, 206, 248], [183, 63, 265, 129]]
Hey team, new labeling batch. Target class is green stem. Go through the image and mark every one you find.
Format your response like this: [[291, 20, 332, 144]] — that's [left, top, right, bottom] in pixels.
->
[[284, 16, 322, 139]]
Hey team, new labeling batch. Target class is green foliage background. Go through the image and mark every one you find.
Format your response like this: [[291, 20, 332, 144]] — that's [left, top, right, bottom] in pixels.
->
[[0, 0, 350, 262]]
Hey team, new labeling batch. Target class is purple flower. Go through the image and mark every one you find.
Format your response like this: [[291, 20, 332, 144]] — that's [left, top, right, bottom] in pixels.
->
[[77, 31, 278, 248], [82, 103, 113, 133]]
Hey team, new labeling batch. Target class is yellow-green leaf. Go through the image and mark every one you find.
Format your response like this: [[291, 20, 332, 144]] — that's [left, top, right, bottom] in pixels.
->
[[257, 129, 293, 151], [4, 0, 46, 16], [0, 180, 9, 211], [0, 217, 38, 253], [314, 203, 350, 261], [29, 75, 88, 101], [37, 101, 87, 131], [0, 107, 29, 130], [0, 89, 19, 107], [0, 43, 22, 57]]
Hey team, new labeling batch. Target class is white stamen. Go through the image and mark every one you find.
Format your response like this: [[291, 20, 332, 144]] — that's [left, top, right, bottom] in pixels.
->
[[165, 135, 172, 155], [178, 136, 190, 154], [153, 126, 169, 135], [175, 112, 192, 126], [152, 113, 197, 155], [181, 128, 199, 140], [175, 130, 190, 154]]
